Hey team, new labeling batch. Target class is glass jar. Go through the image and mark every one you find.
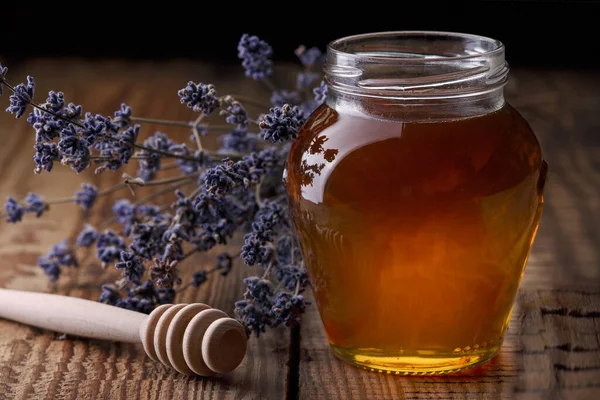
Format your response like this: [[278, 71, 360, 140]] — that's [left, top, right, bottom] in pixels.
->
[[286, 31, 547, 374]]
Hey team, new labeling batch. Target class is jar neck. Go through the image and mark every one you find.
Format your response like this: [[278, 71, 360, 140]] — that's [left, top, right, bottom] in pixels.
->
[[324, 31, 509, 121], [326, 86, 506, 121]]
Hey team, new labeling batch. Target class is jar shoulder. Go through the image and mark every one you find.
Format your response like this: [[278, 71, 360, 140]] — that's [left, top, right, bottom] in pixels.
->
[[286, 103, 544, 203]]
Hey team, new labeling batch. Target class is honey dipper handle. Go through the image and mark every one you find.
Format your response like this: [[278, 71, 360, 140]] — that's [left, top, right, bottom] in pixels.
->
[[0, 288, 147, 343]]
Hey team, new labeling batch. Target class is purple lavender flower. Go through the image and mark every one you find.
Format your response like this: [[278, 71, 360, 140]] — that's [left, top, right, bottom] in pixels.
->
[[96, 230, 126, 264], [113, 103, 132, 128], [76, 224, 98, 247], [296, 72, 320, 90], [192, 270, 207, 287], [37, 240, 78, 282], [203, 158, 250, 196], [221, 100, 248, 127], [116, 280, 157, 314], [163, 223, 190, 243], [234, 276, 275, 336], [245, 277, 273, 303], [4, 197, 23, 223], [6, 76, 34, 118], [24, 192, 46, 217], [114, 124, 139, 164], [241, 202, 286, 266], [58, 125, 91, 173], [81, 113, 107, 146], [0, 64, 7, 96], [276, 264, 309, 291], [237, 34, 273, 81], [112, 199, 137, 235], [129, 223, 163, 259], [115, 250, 145, 284], [242, 147, 283, 183], [96, 124, 139, 172], [313, 80, 328, 104], [270, 90, 302, 108], [74, 183, 98, 211], [64, 103, 83, 120], [33, 142, 60, 173], [252, 202, 286, 243], [99, 284, 121, 305], [259, 104, 306, 143], [136, 132, 174, 179], [156, 288, 175, 305], [294, 45, 325, 68], [218, 128, 257, 154], [57, 125, 81, 153], [172, 189, 201, 228], [215, 252, 233, 276], [178, 82, 219, 115], [44, 90, 65, 112], [270, 292, 307, 327], [0, 36, 315, 334], [275, 235, 302, 265], [28, 108, 64, 143], [170, 145, 205, 176], [161, 242, 183, 262], [234, 300, 269, 336]]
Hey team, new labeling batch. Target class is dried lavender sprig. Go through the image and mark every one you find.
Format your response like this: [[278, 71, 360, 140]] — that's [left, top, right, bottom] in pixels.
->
[[2, 79, 203, 163], [0, 34, 324, 338]]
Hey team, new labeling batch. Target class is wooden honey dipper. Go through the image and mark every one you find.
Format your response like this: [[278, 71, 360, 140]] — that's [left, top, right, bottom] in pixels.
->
[[0, 288, 248, 376]]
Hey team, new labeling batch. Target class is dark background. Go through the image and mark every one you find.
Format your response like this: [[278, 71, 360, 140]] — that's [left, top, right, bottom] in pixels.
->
[[1, 1, 599, 69]]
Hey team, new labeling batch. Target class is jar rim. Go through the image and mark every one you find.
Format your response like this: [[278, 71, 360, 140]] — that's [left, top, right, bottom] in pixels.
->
[[327, 31, 505, 64], [324, 30, 509, 103]]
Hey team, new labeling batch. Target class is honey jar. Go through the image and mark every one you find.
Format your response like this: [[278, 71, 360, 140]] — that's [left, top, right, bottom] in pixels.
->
[[286, 31, 547, 374]]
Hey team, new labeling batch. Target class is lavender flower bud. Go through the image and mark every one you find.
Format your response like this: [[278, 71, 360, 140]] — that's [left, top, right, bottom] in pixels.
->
[[313, 80, 328, 104], [99, 284, 121, 305], [44, 91, 64, 112], [177, 82, 219, 115], [237, 34, 273, 81], [270, 291, 308, 327], [115, 250, 145, 284], [215, 252, 233, 276], [96, 230, 126, 264], [192, 270, 207, 287], [259, 104, 307, 143], [24, 192, 46, 218], [6, 76, 34, 118], [221, 100, 248, 127], [76, 224, 98, 247], [33, 142, 60, 174], [4, 197, 23, 223], [113, 103, 132, 128], [294, 45, 325, 68], [270, 90, 302, 108], [75, 183, 98, 210]]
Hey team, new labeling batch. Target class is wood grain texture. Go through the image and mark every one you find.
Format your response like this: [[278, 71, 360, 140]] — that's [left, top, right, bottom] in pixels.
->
[[0, 59, 290, 400], [298, 69, 600, 400], [0, 60, 599, 400]]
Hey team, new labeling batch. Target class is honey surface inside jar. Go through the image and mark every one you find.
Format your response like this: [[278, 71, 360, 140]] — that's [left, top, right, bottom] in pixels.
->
[[286, 103, 546, 373]]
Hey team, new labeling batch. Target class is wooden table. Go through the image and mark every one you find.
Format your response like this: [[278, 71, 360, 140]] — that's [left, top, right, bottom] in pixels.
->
[[0, 59, 599, 400]]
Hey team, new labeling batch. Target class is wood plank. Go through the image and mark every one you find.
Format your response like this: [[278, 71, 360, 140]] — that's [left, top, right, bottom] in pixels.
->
[[298, 69, 600, 399], [0, 59, 291, 399]]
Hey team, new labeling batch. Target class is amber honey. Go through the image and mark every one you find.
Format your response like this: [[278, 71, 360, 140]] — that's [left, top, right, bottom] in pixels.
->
[[286, 102, 546, 373]]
